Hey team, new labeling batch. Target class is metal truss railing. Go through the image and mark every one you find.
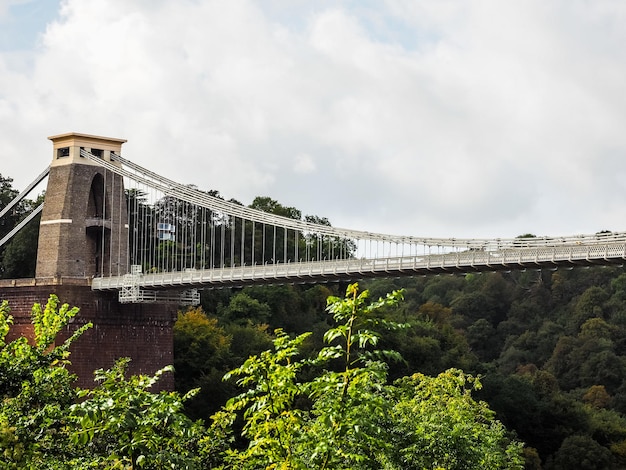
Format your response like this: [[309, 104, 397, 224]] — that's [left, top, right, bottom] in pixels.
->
[[118, 265, 200, 304], [93, 241, 626, 295]]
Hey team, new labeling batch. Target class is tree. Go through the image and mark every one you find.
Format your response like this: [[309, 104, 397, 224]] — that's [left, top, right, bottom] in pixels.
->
[[583, 385, 612, 409], [69, 359, 204, 468], [384, 369, 524, 470], [1, 207, 41, 278], [466, 318, 499, 361], [221, 292, 271, 325], [217, 284, 406, 469], [546, 435, 613, 470], [173, 307, 235, 420], [210, 283, 524, 469], [250, 196, 302, 220], [0, 295, 89, 468]]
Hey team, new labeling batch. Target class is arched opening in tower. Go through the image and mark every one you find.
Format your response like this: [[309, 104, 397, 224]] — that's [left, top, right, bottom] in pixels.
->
[[85, 173, 111, 277]]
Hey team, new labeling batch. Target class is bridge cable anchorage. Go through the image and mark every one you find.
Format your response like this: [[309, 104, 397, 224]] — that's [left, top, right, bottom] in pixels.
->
[[77, 149, 626, 295]]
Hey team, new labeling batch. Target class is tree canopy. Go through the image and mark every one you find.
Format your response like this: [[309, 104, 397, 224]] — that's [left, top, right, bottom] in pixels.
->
[[1, 286, 523, 468]]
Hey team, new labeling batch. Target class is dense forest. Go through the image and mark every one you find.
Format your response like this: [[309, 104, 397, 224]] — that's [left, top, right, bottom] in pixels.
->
[[3, 171, 626, 468], [176, 265, 626, 468]]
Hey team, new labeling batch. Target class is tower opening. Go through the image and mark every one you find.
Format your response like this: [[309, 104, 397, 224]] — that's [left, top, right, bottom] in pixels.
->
[[85, 173, 111, 277]]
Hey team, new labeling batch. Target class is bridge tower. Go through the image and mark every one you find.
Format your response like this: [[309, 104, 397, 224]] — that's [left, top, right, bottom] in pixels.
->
[[36, 133, 128, 279], [0, 133, 176, 390]]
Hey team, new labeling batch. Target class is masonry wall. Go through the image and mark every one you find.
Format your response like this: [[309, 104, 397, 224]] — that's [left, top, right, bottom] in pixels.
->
[[0, 278, 177, 391]]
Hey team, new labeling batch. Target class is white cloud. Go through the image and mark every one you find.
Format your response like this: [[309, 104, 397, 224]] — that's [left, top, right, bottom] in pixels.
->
[[292, 153, 316, 174], [1, 0, 626, 239]]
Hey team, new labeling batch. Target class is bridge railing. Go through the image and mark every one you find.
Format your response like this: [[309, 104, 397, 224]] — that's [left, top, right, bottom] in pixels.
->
[[92, 240, 626, 292]]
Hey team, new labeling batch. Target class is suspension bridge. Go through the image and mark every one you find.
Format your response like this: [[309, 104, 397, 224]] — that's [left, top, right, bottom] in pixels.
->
[[3, 133, 626, 306]]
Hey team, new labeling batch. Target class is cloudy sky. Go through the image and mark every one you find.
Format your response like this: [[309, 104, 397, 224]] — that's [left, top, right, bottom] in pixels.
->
[[1, 0, 625, 240]]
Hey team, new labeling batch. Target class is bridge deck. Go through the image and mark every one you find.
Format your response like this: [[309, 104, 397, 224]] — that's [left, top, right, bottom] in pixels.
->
[[92, 241, 626, 292]]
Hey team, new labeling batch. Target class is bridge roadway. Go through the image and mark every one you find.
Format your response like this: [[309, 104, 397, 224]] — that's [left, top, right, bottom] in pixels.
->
[[92, 240, 626, 296]]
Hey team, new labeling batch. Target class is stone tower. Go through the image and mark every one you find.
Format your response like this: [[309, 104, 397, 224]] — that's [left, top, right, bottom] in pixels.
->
[[36, 133, 129, 279], [0, 132, 177, 390]]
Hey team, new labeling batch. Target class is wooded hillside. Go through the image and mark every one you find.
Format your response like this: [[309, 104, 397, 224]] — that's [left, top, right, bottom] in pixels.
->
[[176, 260, 626, 468]]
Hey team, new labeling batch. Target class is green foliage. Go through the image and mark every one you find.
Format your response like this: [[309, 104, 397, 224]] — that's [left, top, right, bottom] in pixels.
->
[[221, 330, 312, 468], [422, 275, 465, 305], [174, 307, 232, 373], [0, 295, 89, 468], [304, 284, 407, 468], [385, 369, 524, 469], [1, 209, 40, 278], [174, 307, 234, 419], [0, 300, 11, 346], [250, 196, 302, 220], [225, 321, 274, 364], [69, 359, 203, 468], [546, 434, 613, 470], [211, 283, 523, 469], [222, 292, 271, 325], [174, 305, 274, 421]]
